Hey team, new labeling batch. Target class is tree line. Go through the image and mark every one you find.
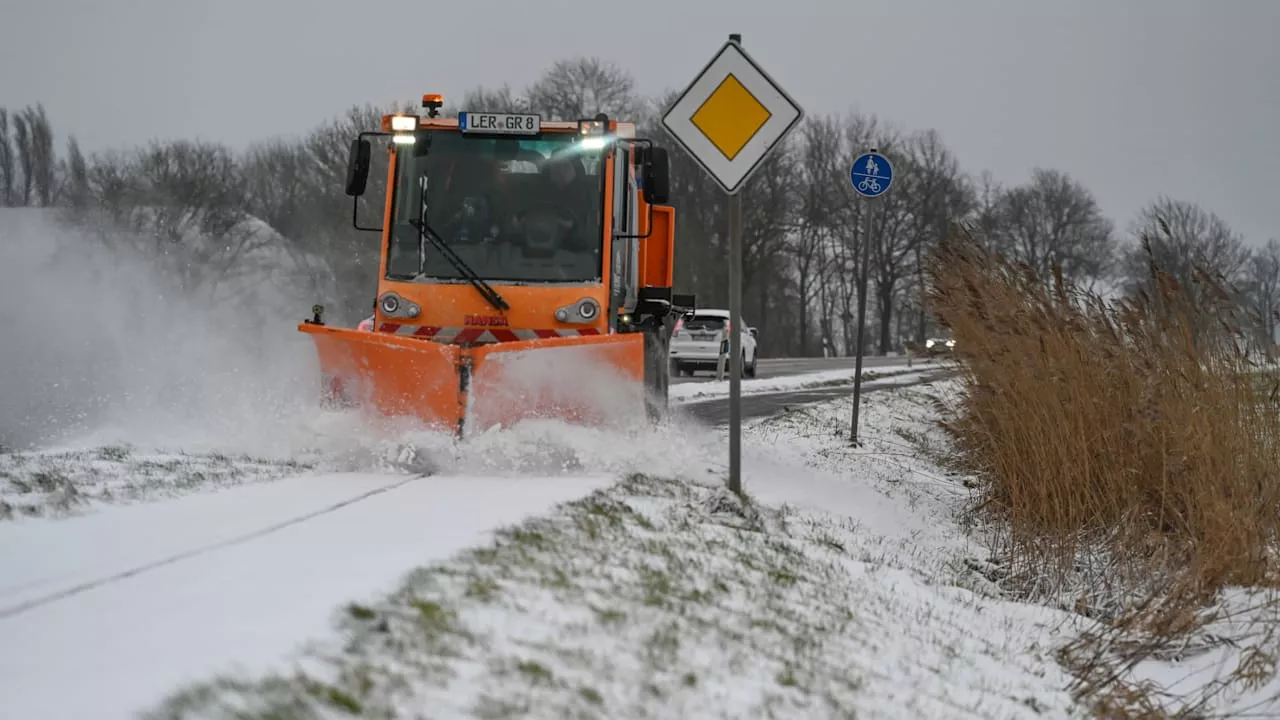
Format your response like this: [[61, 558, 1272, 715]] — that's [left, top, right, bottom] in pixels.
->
[[4, 56, 1277, 355]]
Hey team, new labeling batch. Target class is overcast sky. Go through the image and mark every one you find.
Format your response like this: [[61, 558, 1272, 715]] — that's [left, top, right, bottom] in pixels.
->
[[2, 0, 1277, 244]]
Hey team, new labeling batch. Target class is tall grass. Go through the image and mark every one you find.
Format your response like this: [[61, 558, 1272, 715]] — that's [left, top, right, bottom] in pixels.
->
[[925, 224, 1280, 613], [925, 223, 1280, 713]]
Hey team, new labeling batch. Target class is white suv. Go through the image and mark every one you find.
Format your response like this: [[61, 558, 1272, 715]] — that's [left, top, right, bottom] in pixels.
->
[[669, 309, 758, 377]]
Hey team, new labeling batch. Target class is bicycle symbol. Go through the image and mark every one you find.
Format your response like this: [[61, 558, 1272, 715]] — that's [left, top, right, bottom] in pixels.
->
[[858, 177, 881, 193]]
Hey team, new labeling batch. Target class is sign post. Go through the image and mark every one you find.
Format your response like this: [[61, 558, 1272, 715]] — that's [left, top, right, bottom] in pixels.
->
[[661, 34, 804, 494], [848, 149, 894, 445]]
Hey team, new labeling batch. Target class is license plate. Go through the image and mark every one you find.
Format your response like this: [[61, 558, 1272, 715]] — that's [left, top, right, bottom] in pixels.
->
[[458, 112, 541, 136], [692, 333, 715, 341]]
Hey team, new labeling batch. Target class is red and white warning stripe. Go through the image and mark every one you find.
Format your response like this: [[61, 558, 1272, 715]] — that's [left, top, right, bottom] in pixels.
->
[[374, 324, 601, 344]]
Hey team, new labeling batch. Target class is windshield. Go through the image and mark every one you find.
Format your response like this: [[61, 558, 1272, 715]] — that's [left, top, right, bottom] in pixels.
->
[[386, 131, 606, 284], [683, 315, 728, 332]]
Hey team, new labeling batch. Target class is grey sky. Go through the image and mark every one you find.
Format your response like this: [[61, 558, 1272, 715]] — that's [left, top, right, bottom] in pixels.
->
[[3, 0, 1277, 244]]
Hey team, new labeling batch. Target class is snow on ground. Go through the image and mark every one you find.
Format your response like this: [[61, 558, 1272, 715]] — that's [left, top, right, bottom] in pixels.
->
[[0, 445, 312, 520], [668, 362, 934, 402], [0, 471, 615, 720], [7, 370, 1274, 718], [0, 401, 739, 720], [119, 378, 1101, 720]]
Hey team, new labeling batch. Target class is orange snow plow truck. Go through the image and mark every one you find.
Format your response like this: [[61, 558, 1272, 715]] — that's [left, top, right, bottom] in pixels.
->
[[299, 95, 695, 437]]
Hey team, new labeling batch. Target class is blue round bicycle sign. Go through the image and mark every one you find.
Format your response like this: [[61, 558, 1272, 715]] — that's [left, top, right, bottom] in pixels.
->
[[850, 151, 893, 198]]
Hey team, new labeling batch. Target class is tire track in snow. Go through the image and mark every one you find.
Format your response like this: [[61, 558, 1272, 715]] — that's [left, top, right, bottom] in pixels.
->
[[0, 474, 425, 621]]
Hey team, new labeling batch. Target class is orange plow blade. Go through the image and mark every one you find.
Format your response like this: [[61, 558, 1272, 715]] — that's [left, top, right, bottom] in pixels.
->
[[467, 333, 645, 432], [299, 324, 462, 432], [299, 324, 646, 435]]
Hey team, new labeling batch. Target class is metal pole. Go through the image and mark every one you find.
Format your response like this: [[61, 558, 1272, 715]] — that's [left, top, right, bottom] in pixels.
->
[[726, 32, 745, 495], [728, 187, 744, 494], [850, 193, 873, 445]]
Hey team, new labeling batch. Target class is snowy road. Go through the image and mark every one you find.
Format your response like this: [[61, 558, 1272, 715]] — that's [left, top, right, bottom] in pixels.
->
[[0, 471, 611, 720], [676, 369, 954, 426], [670, 354, 914, 383]]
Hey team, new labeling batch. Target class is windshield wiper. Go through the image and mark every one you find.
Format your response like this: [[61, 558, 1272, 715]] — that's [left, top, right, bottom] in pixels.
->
[[406, 219, 510, 312]]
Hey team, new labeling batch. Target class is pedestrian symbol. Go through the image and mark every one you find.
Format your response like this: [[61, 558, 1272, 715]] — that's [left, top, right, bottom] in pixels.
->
[[850, 151, 894, 199]]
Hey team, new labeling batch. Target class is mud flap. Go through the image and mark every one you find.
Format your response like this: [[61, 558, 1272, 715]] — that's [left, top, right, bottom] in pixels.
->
[[643, 322, 672, 423]]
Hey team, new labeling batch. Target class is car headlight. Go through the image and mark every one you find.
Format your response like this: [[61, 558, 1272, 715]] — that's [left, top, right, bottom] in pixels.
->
[[926, 339, 935, 349]]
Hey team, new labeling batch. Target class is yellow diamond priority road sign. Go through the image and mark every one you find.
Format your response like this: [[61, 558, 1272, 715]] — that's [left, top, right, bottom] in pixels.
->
[[662, 39, 803, 194]]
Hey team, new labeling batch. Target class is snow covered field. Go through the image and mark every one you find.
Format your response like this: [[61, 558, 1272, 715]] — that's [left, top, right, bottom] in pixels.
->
[[4, 376, 1278, 718]]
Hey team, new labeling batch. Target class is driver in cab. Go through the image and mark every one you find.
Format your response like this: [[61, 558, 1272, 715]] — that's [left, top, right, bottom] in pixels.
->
[[519, 150, 596, 253]]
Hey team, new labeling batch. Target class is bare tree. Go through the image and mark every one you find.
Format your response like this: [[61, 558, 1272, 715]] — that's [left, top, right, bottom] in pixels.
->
[[0, 109, 13, 206], [12, 111, 32, 206], [526, 57, 639, 121], [966, 170, 1006, 251], [812, 111, 893, 354], [75, 140, 262, 298], [1244, 238, 1280, 352], [738, 135, 799, 345], [992, 168, 1115, 289], [65, 135, 89, 209], [459, 85, 530, 114], [24, 105, 55, 206], [1122, 197, 1252, 350], [867, 128, 971, 353], [899, 130, 974, 347], [789, 116, 843, 355], [1123, 197, 1250, 299]]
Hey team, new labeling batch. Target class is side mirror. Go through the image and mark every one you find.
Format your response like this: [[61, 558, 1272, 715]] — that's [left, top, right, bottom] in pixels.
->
[[748, 327, 758, 338], [642, 146, 670, 205], [344, 138, 372, 197]]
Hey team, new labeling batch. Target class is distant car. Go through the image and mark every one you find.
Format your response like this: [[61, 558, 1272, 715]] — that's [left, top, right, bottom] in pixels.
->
[[923, 337, 955, 357], [669, 309, 758, 377]]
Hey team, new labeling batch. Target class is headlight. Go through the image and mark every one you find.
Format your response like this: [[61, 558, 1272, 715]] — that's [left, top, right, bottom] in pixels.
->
[[390, 115, 418, 131], [380, 293, 400, 314], [926, 339, 935, 348], [577, 116, 611, 149], [945, 339, 955, 348], [554, 297, 602, 323]]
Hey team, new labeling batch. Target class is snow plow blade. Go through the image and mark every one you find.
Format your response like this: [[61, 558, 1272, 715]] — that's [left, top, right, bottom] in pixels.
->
[[300, 324, 462, 431], [468, 333, 645, 432], [300, 323, 645, 435]]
